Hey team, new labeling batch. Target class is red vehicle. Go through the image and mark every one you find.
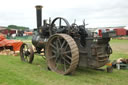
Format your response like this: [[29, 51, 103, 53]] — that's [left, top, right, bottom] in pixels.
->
[[114, 28, 127, 36], [0, 34, 23, 51], [0, 29, 16, 35], [126, 30, 128, 35], [98, 29, 102, 37]]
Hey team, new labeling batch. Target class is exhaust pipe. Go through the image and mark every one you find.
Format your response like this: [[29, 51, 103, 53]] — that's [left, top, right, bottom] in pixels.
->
[[35, 5, 43, 31]]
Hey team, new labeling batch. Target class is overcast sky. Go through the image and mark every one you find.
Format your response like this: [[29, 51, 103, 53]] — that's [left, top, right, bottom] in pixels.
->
[[0, 0, 128, 29]]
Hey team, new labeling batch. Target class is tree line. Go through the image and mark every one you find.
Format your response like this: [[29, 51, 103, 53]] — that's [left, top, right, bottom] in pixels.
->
[[7, 25, 29, 30]]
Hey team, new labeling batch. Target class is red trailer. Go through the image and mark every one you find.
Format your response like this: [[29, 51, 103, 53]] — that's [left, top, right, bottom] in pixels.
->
[[106, 29, 110, 32], [10, 30, 16, 35], [1, 29, 16, 35], [114, 28, 127, 36], [126, 30, 128, 35], [1, 30, 8, 35]]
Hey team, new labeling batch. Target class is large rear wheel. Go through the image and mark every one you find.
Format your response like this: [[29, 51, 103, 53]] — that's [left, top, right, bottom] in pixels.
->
[[46, 34, 79, 75]]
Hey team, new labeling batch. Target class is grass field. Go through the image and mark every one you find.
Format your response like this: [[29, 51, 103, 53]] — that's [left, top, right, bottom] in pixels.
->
[[0, 39, 128, 85]]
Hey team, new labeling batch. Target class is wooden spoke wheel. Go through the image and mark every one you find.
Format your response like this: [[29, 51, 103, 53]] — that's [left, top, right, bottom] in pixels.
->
[[46, 34, 79, 75], [20, 43, 34, 63]]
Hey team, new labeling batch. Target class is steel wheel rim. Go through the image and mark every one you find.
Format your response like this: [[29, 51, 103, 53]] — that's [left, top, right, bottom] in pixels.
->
[[20, 43, 34, 63], [46, 34, 79, 75]]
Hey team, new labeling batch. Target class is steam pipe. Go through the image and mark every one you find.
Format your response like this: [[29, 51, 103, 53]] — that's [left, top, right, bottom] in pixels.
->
[[35, 5, 43, 31]]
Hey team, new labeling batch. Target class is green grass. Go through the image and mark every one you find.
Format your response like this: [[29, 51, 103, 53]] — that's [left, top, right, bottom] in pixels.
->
[[0, 39, 128, 85], [7, 36, 32, 40], [110, 39, 128, 60]]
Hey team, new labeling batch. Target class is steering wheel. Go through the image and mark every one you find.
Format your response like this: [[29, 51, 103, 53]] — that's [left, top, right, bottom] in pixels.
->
[[51, 17, 70, 34]]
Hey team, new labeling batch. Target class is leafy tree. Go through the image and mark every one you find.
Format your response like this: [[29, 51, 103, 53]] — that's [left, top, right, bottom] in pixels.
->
[[7, 25, 29, 30]]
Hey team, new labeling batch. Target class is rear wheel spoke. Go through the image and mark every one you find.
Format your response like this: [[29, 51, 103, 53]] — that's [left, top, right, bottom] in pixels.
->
[[48, 55, 56, 60], [50, 43, 57, 50], [52, 49, 56, 54], [63, 57, 67, 71], [57, 37, 61, 47], [55, 57, 61, 70], [55, 40, 59, 49], [62, 50, 71, 54], [64, 43, 69, 50], [65, 54, 72, 60], [61, 40, 66, 48], [55, 56, 59, 63], [62, 57, 70, 65]]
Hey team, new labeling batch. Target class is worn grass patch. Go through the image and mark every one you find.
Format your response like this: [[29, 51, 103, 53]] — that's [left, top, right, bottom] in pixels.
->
[[0, 39, 128, 85]]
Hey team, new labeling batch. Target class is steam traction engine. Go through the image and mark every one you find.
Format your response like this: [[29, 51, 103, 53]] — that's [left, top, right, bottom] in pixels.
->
[[20, 5, 113, 75]]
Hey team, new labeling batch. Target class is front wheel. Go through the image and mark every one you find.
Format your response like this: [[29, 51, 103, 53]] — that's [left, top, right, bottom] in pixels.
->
[[20, 43, 34, 63]]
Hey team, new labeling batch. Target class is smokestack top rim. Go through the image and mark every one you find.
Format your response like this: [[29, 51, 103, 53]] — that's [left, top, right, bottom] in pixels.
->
[[35, 5, 43, 9]]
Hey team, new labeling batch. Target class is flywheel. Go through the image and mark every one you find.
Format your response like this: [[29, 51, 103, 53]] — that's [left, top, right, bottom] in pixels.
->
[[46, 34, 79, 75], [20, 43, 34, 63]]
